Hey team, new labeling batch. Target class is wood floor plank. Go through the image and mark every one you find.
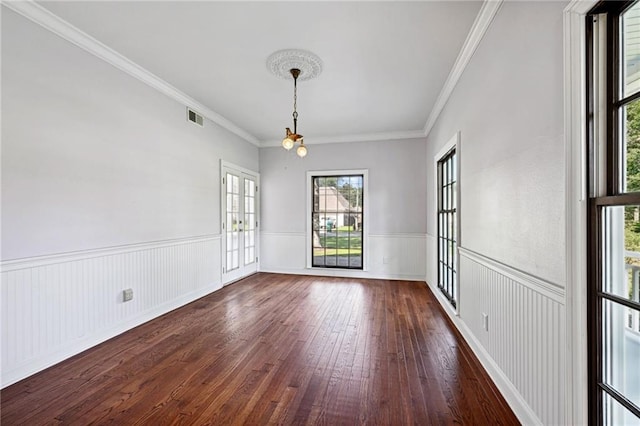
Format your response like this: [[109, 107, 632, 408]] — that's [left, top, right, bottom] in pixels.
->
[[1, 273, 520, 425]]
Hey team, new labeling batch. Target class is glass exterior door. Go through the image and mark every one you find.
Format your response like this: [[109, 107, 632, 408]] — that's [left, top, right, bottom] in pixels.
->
[[222, 165, 258, 284]]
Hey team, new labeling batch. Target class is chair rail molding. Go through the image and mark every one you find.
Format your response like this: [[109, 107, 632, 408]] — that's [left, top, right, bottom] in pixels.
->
[[458, 247, 565, 303]]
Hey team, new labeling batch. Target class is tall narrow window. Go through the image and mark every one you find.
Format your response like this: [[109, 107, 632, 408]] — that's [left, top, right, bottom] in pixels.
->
[[437, 148, 457, 307], [311, 174, 364, 269], [588, 2, 640, 424]]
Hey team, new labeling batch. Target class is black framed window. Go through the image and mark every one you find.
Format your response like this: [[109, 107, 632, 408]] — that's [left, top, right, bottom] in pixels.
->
[[437, 148, 457, 307], [588, 2, 640, 424], [311, 175, 363, 269]]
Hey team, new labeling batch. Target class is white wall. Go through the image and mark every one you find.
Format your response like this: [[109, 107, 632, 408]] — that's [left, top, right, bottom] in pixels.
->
[[2, 8, 258, 261], [1, 8, 258, 386], [427, 1, 566, 286], [425, 2, 568, 425], [259, 138, 427, 280]]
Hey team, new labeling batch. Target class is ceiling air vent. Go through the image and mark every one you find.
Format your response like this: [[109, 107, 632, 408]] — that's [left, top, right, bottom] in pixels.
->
[[187, 107, 204, 127]]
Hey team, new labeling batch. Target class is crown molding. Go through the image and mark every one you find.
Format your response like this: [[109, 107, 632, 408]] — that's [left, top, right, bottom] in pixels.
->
[[260, 129, 426, 147], [422, 0, 503, 138], [3, 0, 261, 147], [6, 0, 504, 149]]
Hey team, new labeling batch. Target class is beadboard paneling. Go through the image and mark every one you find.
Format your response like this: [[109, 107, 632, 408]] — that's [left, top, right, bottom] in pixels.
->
[[455, 247, 566, 425], [1, 235, 221, 388]]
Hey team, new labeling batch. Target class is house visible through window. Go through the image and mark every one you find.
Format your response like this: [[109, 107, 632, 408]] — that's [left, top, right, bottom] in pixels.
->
[[311, 175, 363, 269], [437, 148, 457, 307]]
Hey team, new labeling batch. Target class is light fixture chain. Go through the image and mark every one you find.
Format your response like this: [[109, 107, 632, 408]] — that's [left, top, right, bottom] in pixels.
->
[[293, 74, 298, 132], [293, 79, 298, 114], [281, 67, 307, 156]]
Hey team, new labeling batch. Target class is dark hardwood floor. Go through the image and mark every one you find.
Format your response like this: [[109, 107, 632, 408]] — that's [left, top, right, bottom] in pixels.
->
[[1, 273, 519, 425]]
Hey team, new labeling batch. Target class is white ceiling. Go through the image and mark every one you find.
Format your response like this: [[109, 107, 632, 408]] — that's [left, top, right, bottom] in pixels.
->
[[36, 1, 482, 146]]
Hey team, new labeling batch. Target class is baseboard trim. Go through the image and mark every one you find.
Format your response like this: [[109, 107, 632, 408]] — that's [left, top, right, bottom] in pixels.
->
[[259, 267, 425, 282]]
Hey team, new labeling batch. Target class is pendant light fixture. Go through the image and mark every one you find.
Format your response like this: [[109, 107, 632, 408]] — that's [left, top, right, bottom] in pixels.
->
[[266, 49, 322, 159], [282, 68, 307, 158]]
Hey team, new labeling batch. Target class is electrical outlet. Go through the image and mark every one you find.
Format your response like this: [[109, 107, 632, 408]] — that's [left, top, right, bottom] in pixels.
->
[[123, 288, 133, 302], [482, 313, 489, 331]]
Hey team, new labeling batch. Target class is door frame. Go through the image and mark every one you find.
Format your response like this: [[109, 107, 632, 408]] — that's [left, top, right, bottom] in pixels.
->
[[220, 160, 260, 286], [564, 2, 598, 424]]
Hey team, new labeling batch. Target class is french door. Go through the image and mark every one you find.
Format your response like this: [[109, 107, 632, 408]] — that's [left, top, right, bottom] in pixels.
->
[[221, 162, 259, 284]]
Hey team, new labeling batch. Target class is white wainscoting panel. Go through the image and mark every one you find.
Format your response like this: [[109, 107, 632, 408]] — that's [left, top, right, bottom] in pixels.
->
[[259, 232, 308, 275], [426, 234, 438, 288], [1, 235, 222, 388], [260, 232, 426, 281], [426, 244, 566, 425]]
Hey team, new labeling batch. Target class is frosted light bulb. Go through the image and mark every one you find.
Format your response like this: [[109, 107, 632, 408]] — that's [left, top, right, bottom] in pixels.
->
[[282, 137, 294, 150]]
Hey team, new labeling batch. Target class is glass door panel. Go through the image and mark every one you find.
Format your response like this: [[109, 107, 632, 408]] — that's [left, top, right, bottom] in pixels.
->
[[225, 173, 240, 272], [244, 178, 256, 266]]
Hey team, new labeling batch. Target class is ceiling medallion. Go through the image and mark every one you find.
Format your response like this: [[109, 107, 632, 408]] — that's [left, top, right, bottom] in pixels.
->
[[266, 49, 323, 81]]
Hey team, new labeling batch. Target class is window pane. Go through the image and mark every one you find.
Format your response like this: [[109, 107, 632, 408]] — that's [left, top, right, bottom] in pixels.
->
[[336, 230, 350, 268], [246, 229, 252, 247], [232, 175, 239, 194], [226, 173, 233, 193], [233, 194, 239, 213], [623, 99, 640, 193], [602, 299, 640, 414], [245, 247, 255, 265], [603, 206, 640, 304], [623, 2, 640, 98], [232, 250, 238, 269], [455, 179, 459, 207], [226, 194, 232, 213], [444, 171, 449, 209], [311, 174, 364, 269], [603, 392, 640, 426]]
